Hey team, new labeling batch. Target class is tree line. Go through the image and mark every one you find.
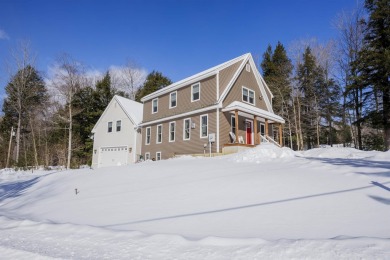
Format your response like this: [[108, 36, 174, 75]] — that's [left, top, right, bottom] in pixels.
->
[[0, 49, 171, 169], [261, 0, 389, 151], [0, 0, 388, 169]]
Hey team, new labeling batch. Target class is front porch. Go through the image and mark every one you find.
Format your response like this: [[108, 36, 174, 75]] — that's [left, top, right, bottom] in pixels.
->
[[221, 101, 285, 153]]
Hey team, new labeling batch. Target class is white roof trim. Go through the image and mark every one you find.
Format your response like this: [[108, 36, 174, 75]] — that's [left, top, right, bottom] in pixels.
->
[[222, 101, 285, 124], [247, 56, 273, 112], [91, 95, 143, 133], [218, 53, 273, 113], [217, 54, 249, 103], [141, 53, 249, 102], [139, 104, 219, 126]]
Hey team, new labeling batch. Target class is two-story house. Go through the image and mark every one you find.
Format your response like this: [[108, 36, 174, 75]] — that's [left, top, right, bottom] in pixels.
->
[[140, 53, 285, 160]]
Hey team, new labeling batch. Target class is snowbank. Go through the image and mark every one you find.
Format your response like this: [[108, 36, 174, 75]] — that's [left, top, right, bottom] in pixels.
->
[[300, 147, 390, 160], [232, 143, 296, 163]]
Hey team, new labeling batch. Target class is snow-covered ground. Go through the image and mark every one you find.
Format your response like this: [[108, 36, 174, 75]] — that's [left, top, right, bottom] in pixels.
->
[[1, 145, 389, 259]]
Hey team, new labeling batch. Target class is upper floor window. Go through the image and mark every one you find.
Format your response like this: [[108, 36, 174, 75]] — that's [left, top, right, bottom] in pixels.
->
[[108, 122, 113, 133], [200, 114, 208, 138], [183, 118, 191, 140], [116, 120, 121, 132], [152, 98, 158, 113], [170, 91, 177, 108], [242, 87, 255, 105], [246, 63, 251, 72], [191, 83, 200, 102], [145, 127, 151, 145], [156, 124, 162, 143], [169, 121, 176, 142]]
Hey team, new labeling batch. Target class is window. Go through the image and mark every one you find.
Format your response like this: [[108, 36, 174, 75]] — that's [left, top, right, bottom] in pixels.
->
[[260, 123, 265, 136], [152, 98, 158, 113], [170, 91, 177, 108], [231, 116, 236, 134], [191, 83, 200, 102], [200, 114, 208, 138], [156, 124, 162, 143], [145, 127, 151, 145], [156, 152, 161, 161], [108, 122, 113, 132], [116, 120, 121, 132], [183, 118, 191, 140], [242, 87, 255, 105], [145, 152, 150, 160], [246, 64, 251, 72], [169, 121, 176, 142]]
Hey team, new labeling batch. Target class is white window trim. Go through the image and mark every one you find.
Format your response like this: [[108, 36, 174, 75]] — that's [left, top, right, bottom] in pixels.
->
[[169, 91, 177, 109], [156, 151, 162, 161], [156, 124, 162, 144], [246, 63, 251, 72], [242, 86, 255, 106], [152, 98, 158, 114], [231, 115, 236, 134], [200, 114, 208, 138], [169, 121, 176, 142], [145, 127, 151, 145], [183, 118, 191, 141], [191, 82, 201, 102], [108, 121, 113, 133], [145, 152, 150, 160], [116, 120, 121, 132]]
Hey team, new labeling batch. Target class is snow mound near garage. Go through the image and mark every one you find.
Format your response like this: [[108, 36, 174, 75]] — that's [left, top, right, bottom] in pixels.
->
[[232, 143, 296, 163]]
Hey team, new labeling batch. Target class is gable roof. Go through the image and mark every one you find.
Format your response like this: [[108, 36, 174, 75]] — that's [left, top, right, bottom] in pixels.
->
[[140, 53, 249, 102], [91, 95, 143, 133], [218, 53, 274, 113]]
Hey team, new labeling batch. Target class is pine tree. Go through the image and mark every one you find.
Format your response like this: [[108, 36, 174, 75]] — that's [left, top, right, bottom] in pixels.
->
[[135, 71, 172, 102], [1, 65, 48, 167], [359, 0, 390, 150], [261, 42, 293, 147], [296, 47, 323, 149]]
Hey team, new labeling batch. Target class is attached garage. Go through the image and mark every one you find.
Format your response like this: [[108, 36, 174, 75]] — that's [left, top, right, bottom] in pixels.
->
[[98, 146, 128, 167]]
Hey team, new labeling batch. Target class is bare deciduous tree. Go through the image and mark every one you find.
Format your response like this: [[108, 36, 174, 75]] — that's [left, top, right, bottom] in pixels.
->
[[51, 54, 86, 169]]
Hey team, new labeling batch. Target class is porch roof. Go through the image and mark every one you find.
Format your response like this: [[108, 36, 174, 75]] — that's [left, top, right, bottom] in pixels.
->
[[222, 101, 285, 124]]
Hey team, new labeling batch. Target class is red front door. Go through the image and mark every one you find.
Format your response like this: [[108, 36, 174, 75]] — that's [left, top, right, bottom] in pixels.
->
[[246, 121, 252, 144]]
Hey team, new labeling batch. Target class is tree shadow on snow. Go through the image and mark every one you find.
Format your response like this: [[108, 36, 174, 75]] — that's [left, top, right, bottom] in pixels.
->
[[104, 180, 390, 227], [368, 195, 390, 205], [304, 157, 390, 177], [0, 177, 40, 202]]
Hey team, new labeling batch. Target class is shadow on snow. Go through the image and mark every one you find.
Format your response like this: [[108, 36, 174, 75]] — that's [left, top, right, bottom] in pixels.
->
[[304, 157, 390, 177], [0, 177, 40, 202], [105, 180, 390, 228]]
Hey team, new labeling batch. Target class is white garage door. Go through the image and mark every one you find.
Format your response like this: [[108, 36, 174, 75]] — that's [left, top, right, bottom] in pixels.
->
[[99, 146, 128, 168]]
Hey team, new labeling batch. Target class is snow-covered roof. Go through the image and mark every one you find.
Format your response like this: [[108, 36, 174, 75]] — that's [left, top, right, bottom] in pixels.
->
[[114, 95, 143, 125], [222, 101, 285, 124], [141, 53, 250, 102], [91, 95, 143, 133]]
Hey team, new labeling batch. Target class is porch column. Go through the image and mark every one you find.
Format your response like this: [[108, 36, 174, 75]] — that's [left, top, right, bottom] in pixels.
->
[[254, 116, 258, 145], [279, 124, 283, 147], [235, 110, 239, 143], [265, 119, 269, 137]]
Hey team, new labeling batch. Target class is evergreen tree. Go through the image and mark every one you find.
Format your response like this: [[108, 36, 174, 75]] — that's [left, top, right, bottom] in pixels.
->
[[296, 47, 323, 149], [135, 71, 172, 102], [261, 42, 293, 147], [359, 0, 390, 150], [0, 65, 48, 167]]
